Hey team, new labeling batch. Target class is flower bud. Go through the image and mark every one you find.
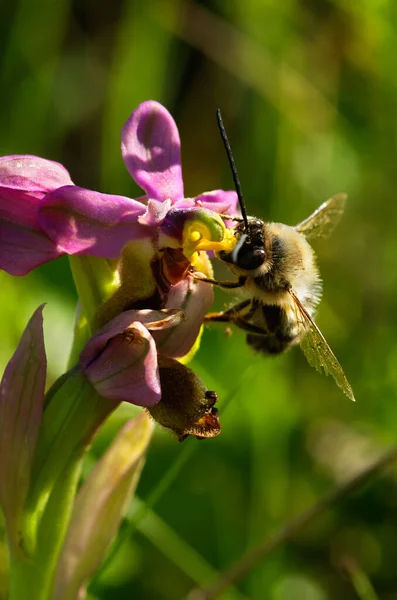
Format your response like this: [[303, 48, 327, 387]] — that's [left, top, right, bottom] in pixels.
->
[[80, 308, 184, 407], [81, 321, 160, 407]]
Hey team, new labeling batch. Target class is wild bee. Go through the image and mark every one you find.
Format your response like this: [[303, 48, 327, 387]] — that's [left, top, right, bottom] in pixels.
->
[[198, 110, 354, 402]]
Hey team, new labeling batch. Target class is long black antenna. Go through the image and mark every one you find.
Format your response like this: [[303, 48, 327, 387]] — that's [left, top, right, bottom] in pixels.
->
[[216, 108, 250, 234]]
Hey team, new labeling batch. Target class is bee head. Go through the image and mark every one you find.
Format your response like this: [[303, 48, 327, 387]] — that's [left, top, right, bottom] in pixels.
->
[[219, 218, 266, 270], [215, 110, 265, 270]]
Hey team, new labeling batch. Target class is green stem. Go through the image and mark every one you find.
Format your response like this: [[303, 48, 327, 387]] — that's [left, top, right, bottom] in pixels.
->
[[188, 444, 397, 600], [68, 256, 119, 328], [67, 304, 91, 369], [343, 558, 379, 600], [24, 371, 117, 555], [91, 386, 240, 588], [9, 455, 83, 600]]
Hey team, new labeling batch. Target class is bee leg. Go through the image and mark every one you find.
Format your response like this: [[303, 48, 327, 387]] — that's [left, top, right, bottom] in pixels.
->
[[206, 312, 270, 335], [192, 274, 247, 289], [204, 299, 252, 323], [234, 318, 270, 336]]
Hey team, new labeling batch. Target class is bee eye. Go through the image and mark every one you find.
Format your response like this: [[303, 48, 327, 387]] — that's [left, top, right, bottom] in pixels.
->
[[236, 246, 266, 269]]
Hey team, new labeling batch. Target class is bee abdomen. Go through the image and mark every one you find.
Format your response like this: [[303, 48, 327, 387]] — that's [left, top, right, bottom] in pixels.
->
[[247, 303, 298, 355], [246, 332, 296, 355]]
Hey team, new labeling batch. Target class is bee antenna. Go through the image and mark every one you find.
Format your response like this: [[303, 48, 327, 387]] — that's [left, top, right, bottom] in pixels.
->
[[216, 108, 250, 235]]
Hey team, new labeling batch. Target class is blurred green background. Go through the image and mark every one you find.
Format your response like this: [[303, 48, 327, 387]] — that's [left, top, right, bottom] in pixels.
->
[[1, 1, 397, 598]]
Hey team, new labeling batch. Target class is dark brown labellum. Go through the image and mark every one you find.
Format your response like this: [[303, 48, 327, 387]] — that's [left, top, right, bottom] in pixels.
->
[[147, 355, 221, 442]]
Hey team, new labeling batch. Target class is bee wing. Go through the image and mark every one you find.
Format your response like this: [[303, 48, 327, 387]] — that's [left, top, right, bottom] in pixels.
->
[[289, 290, 355, 402], [294, 193, 347, 240]]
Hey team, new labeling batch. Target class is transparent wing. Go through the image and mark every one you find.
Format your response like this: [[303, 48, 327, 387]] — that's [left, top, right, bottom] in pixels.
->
[[290, 290, 355, 401], [294, 193, 347, 240]]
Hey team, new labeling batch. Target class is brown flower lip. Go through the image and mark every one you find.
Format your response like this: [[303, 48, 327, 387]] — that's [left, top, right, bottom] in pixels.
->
[[147, 356, 221, 442]]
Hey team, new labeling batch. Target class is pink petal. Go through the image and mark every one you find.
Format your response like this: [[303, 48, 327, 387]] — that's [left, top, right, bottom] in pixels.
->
[[80, 308, 184, 367], [0, 155, 73, 191], [82, 320, 161, 407], [39, 186, 148, 257], [121, 101, 184, 202], [0, 221, 63, 275], [137, 198, 172, 226], [0, 305, 46, 552], [153, 276, 214, 358], [0, 156, 72, 274], [0, 187, 63, 275], [194, 190, 240, 217]]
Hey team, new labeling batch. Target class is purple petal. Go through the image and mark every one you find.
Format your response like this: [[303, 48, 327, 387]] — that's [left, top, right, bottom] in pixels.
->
[[121, 101, 184, 202], [0, 154, 72, 274], [82, 320, 161, 407], [0, 221, 63, 275], [153, 276, 214, 358], [137, 198, 172, 226], [81, 308, 184, 367], [0, 155, 73, 191], [0, 305, 46, 552], [0, 187, 63, 275], [39, 186, 148, 257], [193, 190, 240, 217]]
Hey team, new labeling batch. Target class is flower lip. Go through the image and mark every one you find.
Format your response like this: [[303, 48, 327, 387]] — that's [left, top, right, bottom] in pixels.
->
[[148, 356, 221, 441]]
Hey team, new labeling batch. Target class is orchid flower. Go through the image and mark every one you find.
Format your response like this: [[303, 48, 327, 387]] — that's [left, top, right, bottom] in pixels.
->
[[0, 101, 232, 598], [79, 291, 221, 441], [0, 101, 239, 280]]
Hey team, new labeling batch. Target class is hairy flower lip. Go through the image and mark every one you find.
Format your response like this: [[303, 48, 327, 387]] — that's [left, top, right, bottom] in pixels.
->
[[149, 355, 221, 441]]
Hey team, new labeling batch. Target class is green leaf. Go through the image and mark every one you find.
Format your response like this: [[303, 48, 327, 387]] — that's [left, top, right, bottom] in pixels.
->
[[0, 306, 46, 556]]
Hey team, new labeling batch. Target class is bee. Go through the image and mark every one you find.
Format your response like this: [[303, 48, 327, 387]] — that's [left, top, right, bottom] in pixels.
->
[[198, 110, 354, 402]]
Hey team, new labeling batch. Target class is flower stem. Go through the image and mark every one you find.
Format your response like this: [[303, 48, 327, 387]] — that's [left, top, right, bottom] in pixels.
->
[[342, 557, 380, 600], [23, 370, 117, 556], [68, 255, 120, 328], [8, 455, 83, 600]]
